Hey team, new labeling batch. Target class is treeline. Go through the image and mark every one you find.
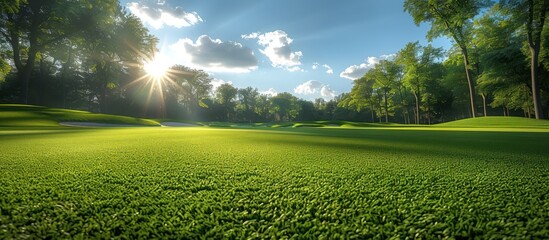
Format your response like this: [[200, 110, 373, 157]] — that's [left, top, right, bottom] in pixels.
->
[[1, 0, 548, 123], [0, 0, 158, 115]]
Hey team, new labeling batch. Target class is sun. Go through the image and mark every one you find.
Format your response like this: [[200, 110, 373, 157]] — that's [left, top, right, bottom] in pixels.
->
[[143, 55, 170, 80]]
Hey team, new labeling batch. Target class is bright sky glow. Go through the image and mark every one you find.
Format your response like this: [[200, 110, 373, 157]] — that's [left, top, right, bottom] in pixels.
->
[[143, 54, 170, 80], [124, 0, 452, 100]]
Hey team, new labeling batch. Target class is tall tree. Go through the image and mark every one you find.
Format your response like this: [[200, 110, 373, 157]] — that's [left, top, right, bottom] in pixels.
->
[[0, 0, 92, 103], [404, 0, 491, 118], [215, 83, 238, 121], [237, 87, 259, 122], [372, 59, 401, 123], [81, 4, 156, 112], [397, 42, 444, 123], [255, 94, 271, 121], [169, 65, 212, 116], [501, 0, 548, 119], [269, 92, 300, 121], [474, 4, 532, 117], [344, 75, 377, 122]]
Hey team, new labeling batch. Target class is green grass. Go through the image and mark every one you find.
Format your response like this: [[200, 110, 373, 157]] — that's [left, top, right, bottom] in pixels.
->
[[1, 124, 548, 238], [1, 105, 548, 237], [436, 116, 549, 129], [0, 104, 160, 127]]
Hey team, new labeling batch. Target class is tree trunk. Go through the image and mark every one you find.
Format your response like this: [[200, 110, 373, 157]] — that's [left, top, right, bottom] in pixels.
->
[[413, 92, 420, 124], [378, 102, 382, 123], [481, 93, 487, 117], [370, 103, 375, 123], [529, 45, 543, 119], [15, 43, 39, 104], [461, 47, 477, 118], [383, 88, 389, 123], [526, 0, 546, 119]]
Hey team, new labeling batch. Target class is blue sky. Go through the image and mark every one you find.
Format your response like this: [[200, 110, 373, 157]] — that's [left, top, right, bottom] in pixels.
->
[[122, 0, 451, 100]]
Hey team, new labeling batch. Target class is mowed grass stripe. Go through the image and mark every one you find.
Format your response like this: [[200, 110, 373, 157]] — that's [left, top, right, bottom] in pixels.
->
[[1, 127, 548, 238]]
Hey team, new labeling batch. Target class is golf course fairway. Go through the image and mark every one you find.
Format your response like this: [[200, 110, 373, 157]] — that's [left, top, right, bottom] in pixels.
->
[[1, 123, 548, 238]]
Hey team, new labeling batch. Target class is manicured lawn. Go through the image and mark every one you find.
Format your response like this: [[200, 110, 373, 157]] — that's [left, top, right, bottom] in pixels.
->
[[1, 125, 548, 238], [0, 104, 160, 127]]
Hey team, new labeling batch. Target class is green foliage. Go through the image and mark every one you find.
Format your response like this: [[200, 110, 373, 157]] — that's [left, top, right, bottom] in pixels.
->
[[269, 92, 301, 121], [0, 123, 548, 238], [0, 59, 10, 83], [0, 0, 26, 14], [397, 42, 445, 123]]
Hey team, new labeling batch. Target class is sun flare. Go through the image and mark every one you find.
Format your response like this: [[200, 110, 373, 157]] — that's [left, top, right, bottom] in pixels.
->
[[144, 55, 170, 80]]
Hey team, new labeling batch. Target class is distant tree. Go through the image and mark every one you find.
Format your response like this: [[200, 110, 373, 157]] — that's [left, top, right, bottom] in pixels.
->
[[442, 50, 474, 119], [500, 0, 548, 119], [237, 87, 259, 122], [405, 0, 491, 118], [421, 62, 452, 123], [397, 42, 444, 123], [372, 60, 401, 123], [168, 65, 212, 117], [269, 92, 300, 121], [344, 75, 377, 122], [255, 94, 271, 121], [215, 83, 238, 121], [296, 99, 317, 121]]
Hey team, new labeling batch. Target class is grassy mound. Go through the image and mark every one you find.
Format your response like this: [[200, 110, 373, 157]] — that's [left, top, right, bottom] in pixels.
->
[[0, 104, 160, 127], [436, 116, 549, 129]]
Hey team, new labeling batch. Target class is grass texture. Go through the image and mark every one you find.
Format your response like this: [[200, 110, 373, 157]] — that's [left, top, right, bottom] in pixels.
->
[[1, 124, 548, 238]]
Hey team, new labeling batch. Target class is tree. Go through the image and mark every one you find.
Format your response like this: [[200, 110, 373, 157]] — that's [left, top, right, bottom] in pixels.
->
[[404, 0, 491, 118], [421, 62, 451, 123], [0, 0, 97, 103], [255, 94, 271, 121], [296, 99, 317, 121], [215, 83, 238, 121], [237, 87, 259, 122], [372, 59, 401, 123], [501, 0, 548, 119], [81, 4, 157, 112], [269, 92, 300, 121], [344, 75, 377, 122], [168, 65, 212, 118], [0, 0, 23, 88], [397, 42, 444, 123], [474, 4, 533, 117]]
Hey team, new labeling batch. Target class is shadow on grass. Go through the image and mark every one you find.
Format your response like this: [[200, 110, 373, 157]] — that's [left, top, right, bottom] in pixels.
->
[[254, 127, 549, 159]]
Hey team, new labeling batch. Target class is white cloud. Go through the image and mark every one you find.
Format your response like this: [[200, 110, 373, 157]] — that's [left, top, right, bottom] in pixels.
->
[[241, 32, 260, 39], [294, 80, 336, 100], [127, 1, 202, 29], [242, 30, 303, 71], [312, 63, 333, 74], [339, 54, 395, 80], [260, 88, 278, 97], [210, 78, 232, 93], [322, 64, 334, 74], [287, 66, 304, 72], [170, 35, 258, 73]]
